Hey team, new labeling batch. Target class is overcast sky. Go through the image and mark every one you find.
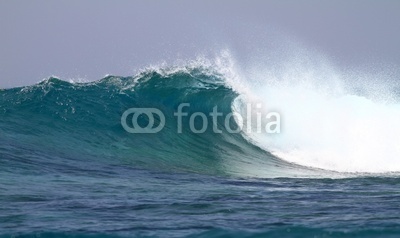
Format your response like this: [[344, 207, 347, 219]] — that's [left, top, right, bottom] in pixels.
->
[[1, 0, 399, 88]]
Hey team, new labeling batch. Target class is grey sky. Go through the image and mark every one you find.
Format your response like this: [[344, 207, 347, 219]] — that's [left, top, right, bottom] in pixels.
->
[[1, 0, 399, 88]]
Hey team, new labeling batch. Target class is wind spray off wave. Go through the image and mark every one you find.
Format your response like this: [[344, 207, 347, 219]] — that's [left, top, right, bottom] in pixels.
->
[[229, 50, 400, 173]]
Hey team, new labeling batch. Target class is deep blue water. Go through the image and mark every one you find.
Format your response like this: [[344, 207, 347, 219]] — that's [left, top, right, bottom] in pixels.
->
[[1, 69, 400, 237]]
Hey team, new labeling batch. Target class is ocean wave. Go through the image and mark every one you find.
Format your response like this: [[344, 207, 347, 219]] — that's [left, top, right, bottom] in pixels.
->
[[1, 54, 400, 177]]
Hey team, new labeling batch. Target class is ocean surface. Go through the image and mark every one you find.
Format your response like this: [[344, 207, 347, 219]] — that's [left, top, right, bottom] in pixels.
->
[[1, 64, 400, 237]]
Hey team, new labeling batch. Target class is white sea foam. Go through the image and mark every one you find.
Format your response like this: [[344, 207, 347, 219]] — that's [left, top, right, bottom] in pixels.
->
[[220, 47, 400, 173]]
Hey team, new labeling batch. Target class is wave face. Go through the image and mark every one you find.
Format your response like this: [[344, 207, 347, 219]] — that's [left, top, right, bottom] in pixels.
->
[[0, 67, 316, 179], [1, 56, 400, 177]]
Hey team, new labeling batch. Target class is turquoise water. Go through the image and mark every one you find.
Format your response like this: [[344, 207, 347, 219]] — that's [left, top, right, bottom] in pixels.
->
[[1, 69, 400, 237]]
